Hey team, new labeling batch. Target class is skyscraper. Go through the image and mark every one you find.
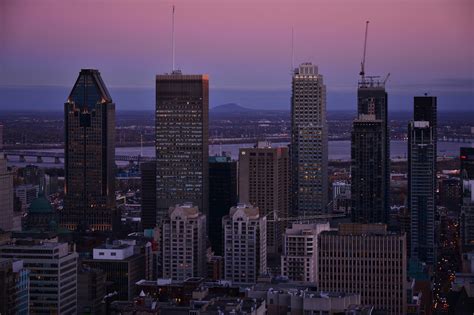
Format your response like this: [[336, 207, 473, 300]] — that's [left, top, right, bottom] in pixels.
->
[[414, 96, 437, 149], [155, 71, 209, 222], [461, 180, 474, 251], [351, 114, 387, 223], [460, 147, 474, 251], [290, 63, 328, 217], [408, 120, 436, 265], [0, 124, 14, 232], [161, 203, 207, 281], [209, 155, 237, 255], [318, 224, 407, 314], [461, 147, 474, 180], [140, 161, 157, 230], [62, 69, 116, 231], [222, 204, 267, 285], [414, 95, 438, 196], [0, 154, 13, 232], [352, 21, 390, 224], [239, 142, 289, 254]]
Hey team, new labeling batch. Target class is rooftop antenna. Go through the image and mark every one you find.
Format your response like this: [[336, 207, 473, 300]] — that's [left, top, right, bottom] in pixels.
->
[[360, 21, 369, 82], [172, 5, 176, 72], [140, 133, 143, 157], [291, 27, 294, 73]]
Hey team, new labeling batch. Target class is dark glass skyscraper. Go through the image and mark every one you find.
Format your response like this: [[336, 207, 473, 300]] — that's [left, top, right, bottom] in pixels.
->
[[61, 69, 116, 231], [351, 78, 389, 224], [408, 119, 436, 265], [461, 147, 474, 180], [408, 96, 437, 264], [414, 96, 437, 146], [155, 71, 209, 222], [414, 95, 438, 186], [140, 161, 157, 230], [460, 147, 474, 251], [351, 115, 386, 223], [208, 155, 237, 255]]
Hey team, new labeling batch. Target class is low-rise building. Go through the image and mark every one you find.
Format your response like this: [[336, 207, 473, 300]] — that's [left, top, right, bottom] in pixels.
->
[[83, 242, 145, 301], [247, 282, 365, 315], [77, 266, 106, 315], [318, 223, 407, 314], [0, 258, 29, 315], [0, 240, 77, 314], [281, 222, 330, 284]]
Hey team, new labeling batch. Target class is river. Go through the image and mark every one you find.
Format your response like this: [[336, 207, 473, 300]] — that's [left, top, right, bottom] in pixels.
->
[[6, 140, 470, 168]]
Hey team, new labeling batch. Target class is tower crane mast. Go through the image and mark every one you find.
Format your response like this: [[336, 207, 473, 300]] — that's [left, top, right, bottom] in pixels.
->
[[360, 21, 369, 82]]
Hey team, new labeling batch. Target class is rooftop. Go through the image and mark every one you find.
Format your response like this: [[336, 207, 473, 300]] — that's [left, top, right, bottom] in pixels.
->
[[28, 195, 54, 214], [229, 203, 259, 219]]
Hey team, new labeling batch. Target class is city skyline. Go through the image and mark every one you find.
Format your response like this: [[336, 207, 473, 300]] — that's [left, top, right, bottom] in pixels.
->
[[1, 0, 473, 111], [0, 1, 473, 313]]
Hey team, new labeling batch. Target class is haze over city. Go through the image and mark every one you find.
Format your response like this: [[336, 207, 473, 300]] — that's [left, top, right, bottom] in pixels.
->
[[1, 0, 472, 111]]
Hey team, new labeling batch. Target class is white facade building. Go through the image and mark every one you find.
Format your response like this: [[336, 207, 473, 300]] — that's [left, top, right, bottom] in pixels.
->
[[281, 222, 330, 284], [223, 204, 267, 285], [93, 244, 134, 260], [161, 203, 207, 281], [291, 62, 328, 216]]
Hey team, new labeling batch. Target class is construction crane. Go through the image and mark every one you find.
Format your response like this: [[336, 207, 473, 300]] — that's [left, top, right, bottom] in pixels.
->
[[383, 72, 391, 85], [359, 21, 369, 83]]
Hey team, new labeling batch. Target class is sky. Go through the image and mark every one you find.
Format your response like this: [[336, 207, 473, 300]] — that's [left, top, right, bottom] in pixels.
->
[[0, 0, 472, 111]]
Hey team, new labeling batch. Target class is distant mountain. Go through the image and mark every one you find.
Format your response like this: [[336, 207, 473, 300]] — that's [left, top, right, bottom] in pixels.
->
[[211, 103, 255, 113]]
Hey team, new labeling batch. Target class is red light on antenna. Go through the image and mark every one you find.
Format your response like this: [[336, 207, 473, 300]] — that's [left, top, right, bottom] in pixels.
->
[[461, 155, 467, 159]]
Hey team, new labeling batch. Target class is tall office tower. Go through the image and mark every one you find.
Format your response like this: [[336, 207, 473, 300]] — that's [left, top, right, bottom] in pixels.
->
[[140, 161, 157, 230], [0, 241, 78, 314], [209, 155, 237, 255], [239, 142, 289, 254], [351, 114, 386, 223], [414, 95, 438, 209], [461, 147, 474, 179], [62, 69, 116, 231], [318, 224, 407, 314], [161, 203, 207, 281], [155, 72, 209, 223], [461, 148, 474, 251], [290, 63, 328, 217], [461, 180, 474, 251], [408, 120, 435, 265], [280, 222, 329, 284], [355, 74, 389, 223], [222, 204, 267, 285], [0, 259, 29, 315], [0, 155, 14, 231]]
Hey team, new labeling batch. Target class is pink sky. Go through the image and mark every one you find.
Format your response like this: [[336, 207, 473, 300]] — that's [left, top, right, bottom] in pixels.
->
[[0, 0, 472, 94]]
